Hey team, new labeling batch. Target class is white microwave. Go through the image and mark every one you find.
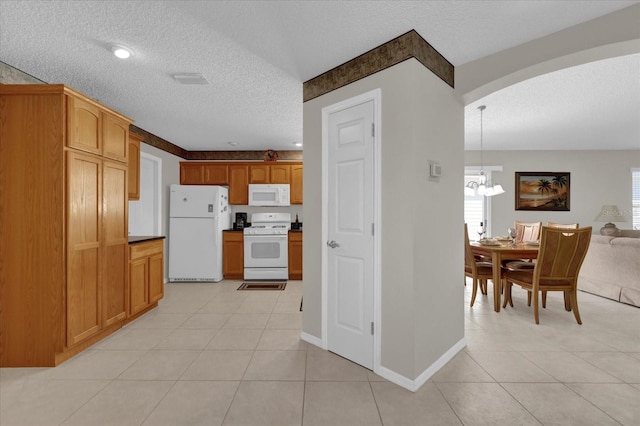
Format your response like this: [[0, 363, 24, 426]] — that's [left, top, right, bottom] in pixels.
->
[[248, 184, 290, 206]]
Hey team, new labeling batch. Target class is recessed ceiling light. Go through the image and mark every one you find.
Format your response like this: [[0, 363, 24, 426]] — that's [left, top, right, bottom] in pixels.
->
[[111, 44, 132, 59], [292, 142, 303, 147], [227, 141, 239, 146]]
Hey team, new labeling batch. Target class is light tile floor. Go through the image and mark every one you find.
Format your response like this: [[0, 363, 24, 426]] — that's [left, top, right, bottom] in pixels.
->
[[2, 279, 639, 425]]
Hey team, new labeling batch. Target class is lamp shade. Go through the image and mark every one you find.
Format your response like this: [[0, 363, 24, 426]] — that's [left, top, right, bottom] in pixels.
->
[[594, 205, 627, 223], [489, 184, 505, 196]]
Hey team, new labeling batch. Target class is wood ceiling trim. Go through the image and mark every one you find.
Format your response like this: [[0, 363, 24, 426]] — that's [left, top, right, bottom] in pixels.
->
[[303, 30, 454, 102], [130, 125, 188, 158], [187, 150, 303, 161], [130, 126, 302, 161]]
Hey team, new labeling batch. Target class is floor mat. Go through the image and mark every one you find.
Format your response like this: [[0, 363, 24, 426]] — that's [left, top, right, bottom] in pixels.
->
[[238, 282, 287, 291]]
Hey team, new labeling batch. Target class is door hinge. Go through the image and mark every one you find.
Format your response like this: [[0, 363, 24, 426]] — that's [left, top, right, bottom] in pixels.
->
[[371, 322, 374, 335], [371, 223, 374, 236], [371, 123, 375, 137]]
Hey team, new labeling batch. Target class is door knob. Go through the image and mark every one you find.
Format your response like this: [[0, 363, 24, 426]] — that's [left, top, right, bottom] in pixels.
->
[[327, 240, 340, 248]]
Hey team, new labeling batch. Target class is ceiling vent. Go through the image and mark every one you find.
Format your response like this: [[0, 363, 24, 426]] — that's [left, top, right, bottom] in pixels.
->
[[171, 73, 210, 85]]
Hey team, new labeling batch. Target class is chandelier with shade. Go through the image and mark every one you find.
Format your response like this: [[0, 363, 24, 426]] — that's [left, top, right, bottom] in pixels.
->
[[465, 105, 504, 197]]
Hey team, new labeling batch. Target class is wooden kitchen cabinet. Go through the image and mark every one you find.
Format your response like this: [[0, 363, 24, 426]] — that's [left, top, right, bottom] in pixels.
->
[[66, 151, 102, 346], [288, 232, 303, 280], [179, 161, 302, 205], [223, 231, 244, 279], [67, 95, 129, 163], [103, 161, 129, 326], [180, 162, 229, 185], [128, 133, 142, 200], [129, 239, 164, 318], [0, 84, 132, 367], [270, 164, 290, 183], [203, 163, 229, 184], [290, 164, 303, 204], [249, 164, 270, 183], [249, 164, 290, 184], [102, 112, 129, 162], [68, 95, 101, 155], [180, 162, 205, 184], [229, 165, 249, 205]]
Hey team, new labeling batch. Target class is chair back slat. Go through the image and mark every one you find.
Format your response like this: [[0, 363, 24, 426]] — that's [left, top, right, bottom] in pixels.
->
[[515, 221, 542, 243], [464, 224, 476, 272], [534, 226, 592, 282]]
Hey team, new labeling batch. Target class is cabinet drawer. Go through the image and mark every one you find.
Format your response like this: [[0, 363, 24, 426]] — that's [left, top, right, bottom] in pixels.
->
[[130, 240, 163, 260]]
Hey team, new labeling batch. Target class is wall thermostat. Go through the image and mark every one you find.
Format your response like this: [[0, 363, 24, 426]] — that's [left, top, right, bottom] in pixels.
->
[[430, 162, 442, 177]]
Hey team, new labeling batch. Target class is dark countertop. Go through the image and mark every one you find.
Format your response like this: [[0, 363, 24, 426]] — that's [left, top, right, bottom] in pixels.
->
[[128, 236, 166, 244]]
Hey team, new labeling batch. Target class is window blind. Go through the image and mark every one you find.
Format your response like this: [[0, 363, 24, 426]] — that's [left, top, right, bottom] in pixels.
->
[[633, 169, 640, 230], [464, 175, 485, 238]]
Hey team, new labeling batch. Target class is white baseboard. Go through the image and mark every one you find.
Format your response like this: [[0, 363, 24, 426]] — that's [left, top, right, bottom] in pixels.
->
[[375, 337, 467, 392], [301, 332, 325, 349]]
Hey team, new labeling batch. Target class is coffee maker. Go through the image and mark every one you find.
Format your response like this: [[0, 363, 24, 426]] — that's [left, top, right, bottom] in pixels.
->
[[234, 212, 248, 230]]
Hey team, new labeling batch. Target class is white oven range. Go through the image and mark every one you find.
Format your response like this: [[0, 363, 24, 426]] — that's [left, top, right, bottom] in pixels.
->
[[243, 212, 291, 280]]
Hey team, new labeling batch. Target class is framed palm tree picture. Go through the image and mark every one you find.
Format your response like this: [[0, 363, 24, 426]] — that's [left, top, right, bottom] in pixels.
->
[[515, 172, 570, 211]]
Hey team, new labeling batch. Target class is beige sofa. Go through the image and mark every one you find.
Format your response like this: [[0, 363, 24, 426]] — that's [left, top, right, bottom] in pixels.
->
[[578, 230, 640, 307]]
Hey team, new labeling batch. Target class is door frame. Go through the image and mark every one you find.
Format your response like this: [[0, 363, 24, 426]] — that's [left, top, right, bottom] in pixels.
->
[[321, 89, 382, 372], [141, 151, 163, 236]]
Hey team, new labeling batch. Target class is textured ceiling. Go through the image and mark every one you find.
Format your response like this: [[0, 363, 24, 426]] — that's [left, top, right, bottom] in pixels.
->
[[1, 0, 639, 152]]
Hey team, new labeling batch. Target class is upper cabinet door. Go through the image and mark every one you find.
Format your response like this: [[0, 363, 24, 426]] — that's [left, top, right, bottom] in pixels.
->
[[249, 165, 269, 183], [128, 133, 142, 200], [270, 165, 290, 184], [290, 164, 303, 204], [102, 113, 129, 163], [180, 163, 205, 184], [203, 164, 229, 185], [229, 165, 249, 205], [67, 96, 101, 155]]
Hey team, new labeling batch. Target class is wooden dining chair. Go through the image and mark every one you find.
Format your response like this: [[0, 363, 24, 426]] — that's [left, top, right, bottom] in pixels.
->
[[504, 222, 579, 308], [502, 226, 592, 324], [500, 221, 542, 306], [515, 221, 542, 243], [464, 224, 494, 307]]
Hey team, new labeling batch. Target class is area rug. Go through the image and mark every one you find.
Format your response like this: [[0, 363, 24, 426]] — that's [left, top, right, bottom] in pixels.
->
[[238, 282, 286, 291]]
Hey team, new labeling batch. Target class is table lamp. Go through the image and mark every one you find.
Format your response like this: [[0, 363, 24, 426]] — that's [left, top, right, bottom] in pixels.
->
[[594, 205, 627, 236]]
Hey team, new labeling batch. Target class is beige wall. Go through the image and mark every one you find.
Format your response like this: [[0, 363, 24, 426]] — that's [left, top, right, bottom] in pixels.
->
[[466, 150, 639, 235], [303, 58, 464, 382]]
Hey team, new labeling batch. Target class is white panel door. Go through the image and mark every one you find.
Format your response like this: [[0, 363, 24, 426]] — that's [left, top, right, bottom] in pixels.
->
[[327, 100, 375, 369]]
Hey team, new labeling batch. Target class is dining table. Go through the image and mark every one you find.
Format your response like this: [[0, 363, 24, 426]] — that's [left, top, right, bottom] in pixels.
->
[[470, 241, 540, 312]]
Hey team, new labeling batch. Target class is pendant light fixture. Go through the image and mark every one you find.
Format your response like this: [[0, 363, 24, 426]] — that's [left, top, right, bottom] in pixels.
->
[[465, 105, 504, 197]]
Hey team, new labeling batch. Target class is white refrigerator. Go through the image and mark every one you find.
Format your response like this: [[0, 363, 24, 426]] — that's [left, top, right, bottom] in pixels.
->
[[169, 185, 230, 282]]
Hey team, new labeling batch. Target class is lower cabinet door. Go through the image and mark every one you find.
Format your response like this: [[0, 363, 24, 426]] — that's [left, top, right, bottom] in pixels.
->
[[103, 161, 128, 326], [149, 252, 164, 304], [67, 151, 102, 346], [129, 257, 148, 316]]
